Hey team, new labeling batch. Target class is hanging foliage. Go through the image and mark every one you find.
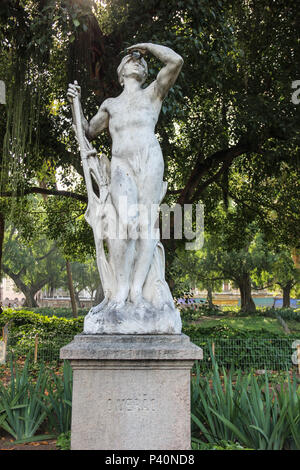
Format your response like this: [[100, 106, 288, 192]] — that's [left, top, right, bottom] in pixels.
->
[[0, 1, 56, 207]]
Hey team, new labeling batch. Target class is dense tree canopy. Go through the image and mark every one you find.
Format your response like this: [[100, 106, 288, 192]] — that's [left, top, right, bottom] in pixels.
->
[[0, 0, 299, 305]]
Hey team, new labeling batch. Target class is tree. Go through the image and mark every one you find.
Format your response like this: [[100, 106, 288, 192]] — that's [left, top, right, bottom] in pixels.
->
[[2, 225, 66, 307], [271, 248, 299, 308], [202, 202, 280, 313], [171, 239, 224, 307], [65, 258, 100, 305], [1, 0, 299, 294], [65, 259, 78, 317]]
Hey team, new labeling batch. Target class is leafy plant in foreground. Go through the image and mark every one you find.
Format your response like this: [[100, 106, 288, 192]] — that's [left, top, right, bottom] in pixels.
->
[[191, 353, 300, 450], [0, 355, 53, 442], [44, 360, 73, 435], [191, 440, 252, 450], [56, 431, 71, 450]]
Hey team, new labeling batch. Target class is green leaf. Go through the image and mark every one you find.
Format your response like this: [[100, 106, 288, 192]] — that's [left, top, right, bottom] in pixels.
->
[[208, 408, 251, 447], [14, 434, 57, 445]]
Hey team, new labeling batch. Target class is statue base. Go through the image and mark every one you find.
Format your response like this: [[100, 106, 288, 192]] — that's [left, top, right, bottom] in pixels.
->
[[60, 334, 203, 450], [83, 299, 182, 334]]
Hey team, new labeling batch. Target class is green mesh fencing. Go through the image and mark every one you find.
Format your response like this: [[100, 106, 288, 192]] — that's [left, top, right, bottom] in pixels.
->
[[4, 332, 75, 364], [2, 330, 299, 371], [191, 337, 298, 371]]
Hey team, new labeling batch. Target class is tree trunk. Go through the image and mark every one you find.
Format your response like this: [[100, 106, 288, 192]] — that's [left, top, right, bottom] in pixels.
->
[[282, 281, 293, 308], [75, 290, 81, 309], [238, 273, 256, 313], [22, 288, 39, 308], [2, 265, 47, 308], [0, 212, 5, 272], [66, 260, 78, 318], [0, 212, 5, 292], [206, 286, 214, 309]]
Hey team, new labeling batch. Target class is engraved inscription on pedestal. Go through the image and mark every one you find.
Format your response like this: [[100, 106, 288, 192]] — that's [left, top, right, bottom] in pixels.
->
[[107, 394, 156, 413]]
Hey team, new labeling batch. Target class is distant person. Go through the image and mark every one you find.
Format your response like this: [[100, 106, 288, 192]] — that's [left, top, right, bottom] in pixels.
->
[[0, 303, 2, 314]]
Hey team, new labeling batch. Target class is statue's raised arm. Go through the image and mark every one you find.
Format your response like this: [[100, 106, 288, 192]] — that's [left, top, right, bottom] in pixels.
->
[[127, 42, 183, 100]]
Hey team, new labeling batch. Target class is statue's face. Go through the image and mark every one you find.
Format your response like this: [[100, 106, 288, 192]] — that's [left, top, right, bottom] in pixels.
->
[[119, 56, 148, 86]]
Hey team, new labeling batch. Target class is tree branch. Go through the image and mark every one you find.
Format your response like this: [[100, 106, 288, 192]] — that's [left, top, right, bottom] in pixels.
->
[[2, 264, 28, 294], [251, 283, 274, 291], [34, 245, 57, 262], [176, 142, 249, 205], [1, 187, 88, 203], [190, 157, 235, 204]]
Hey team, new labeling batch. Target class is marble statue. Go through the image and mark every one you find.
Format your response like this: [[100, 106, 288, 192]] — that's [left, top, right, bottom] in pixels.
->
[[67, 43, 183, 334]]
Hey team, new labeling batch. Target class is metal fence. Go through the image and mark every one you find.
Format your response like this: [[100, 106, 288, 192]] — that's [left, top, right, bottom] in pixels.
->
[[2, 332, 75, 364], [191, 337, 300, 372], [1, 329, 299, 372]]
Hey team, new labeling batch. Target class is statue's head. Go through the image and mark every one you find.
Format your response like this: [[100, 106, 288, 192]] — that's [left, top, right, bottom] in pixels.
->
[[117, 54, 148, 87]]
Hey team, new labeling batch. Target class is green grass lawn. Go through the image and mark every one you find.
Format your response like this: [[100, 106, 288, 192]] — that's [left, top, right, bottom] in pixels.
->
[[193, 316, 287, 335], [285, 320, 300, 334]]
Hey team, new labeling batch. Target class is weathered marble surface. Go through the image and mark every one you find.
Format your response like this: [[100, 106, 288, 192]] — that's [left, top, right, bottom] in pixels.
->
[[84, 298, 182, 335], [60, 333, 203, 360], [60, 334, 203, 450], [67, 43, 183, 334]]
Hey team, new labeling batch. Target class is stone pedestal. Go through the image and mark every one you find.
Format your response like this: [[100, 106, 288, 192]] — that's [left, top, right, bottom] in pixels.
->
[[60, 334, 202, 450]]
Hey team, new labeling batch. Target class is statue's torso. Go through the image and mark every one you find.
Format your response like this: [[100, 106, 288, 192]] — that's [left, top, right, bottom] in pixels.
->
[[104, 87, 162, 155]]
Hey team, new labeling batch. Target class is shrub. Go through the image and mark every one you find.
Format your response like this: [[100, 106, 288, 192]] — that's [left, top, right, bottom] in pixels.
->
[[56, 431, 71, 450], [21, 307, 88, 318], [44, 360, 73, 435], [191, 355, 300, 450], [180, 306, 224, 323], [0, 355, 54, 442], [191, 440, 252, 450], [0, 309, 83, 362], [0, 309, 84, 335], [0, 356, 73, 442]]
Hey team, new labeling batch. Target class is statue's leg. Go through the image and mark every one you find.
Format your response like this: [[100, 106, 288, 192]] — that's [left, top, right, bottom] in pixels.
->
[[110, 157, 139, 304], [129, 236, 157, 304], [129, 144, 164, 305]]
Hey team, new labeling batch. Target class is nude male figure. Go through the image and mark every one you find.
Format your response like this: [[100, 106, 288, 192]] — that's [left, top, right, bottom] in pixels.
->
[[67, 43, 183, 308]]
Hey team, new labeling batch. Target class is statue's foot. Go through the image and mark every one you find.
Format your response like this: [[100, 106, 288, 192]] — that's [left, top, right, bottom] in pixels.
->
[[132, 297, 150, 312], [113, 288, 129, 306], [133, 297, 146, 309], [105, 299, 126, 311], [84, 294, 182, 334], [129, 288, 144, 306], [90, 297, 108, 315], [114, 300, 126, 310]]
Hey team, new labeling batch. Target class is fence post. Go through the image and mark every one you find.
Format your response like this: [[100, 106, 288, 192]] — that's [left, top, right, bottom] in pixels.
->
[[0, 323, 9, 364], [34, 334, 39, 363], [4, 324, 8, 360], [210, 341, 215, 370]]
